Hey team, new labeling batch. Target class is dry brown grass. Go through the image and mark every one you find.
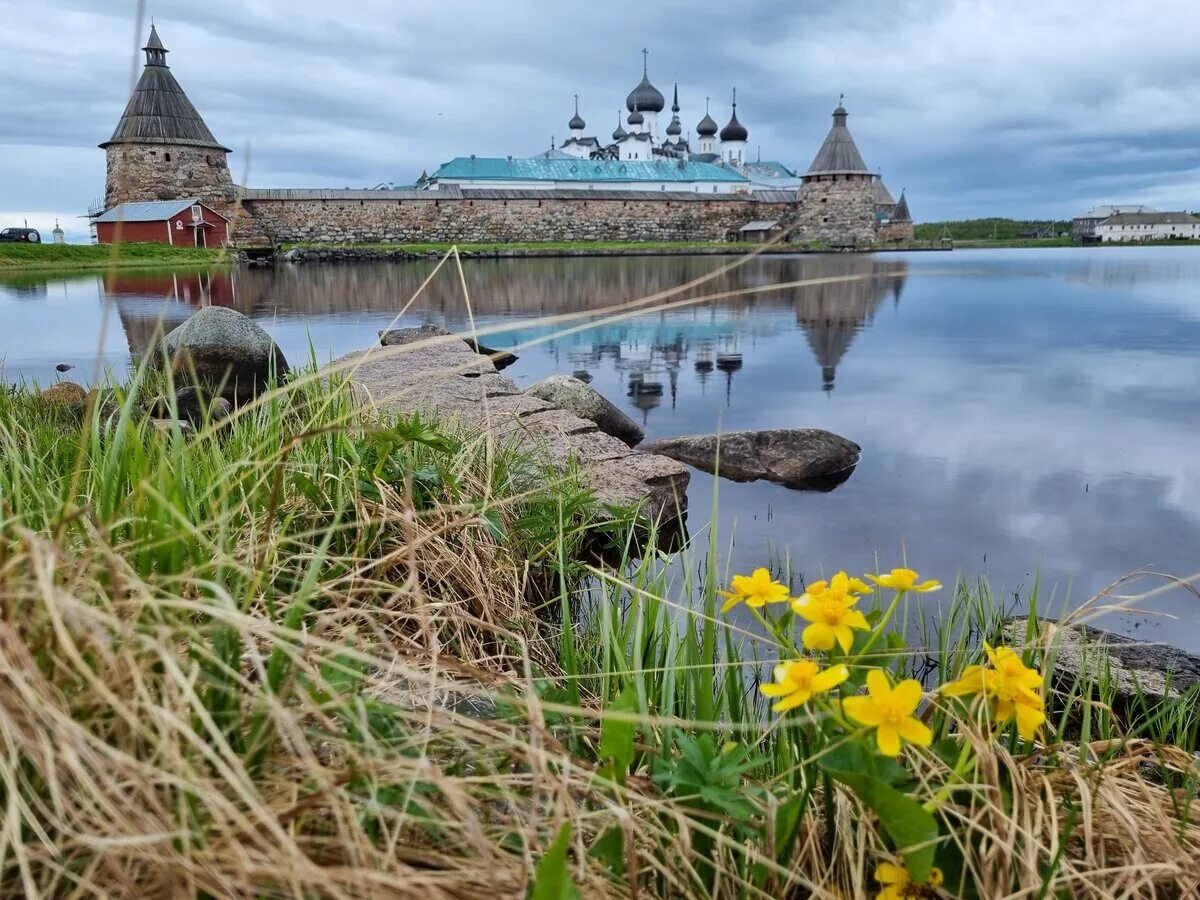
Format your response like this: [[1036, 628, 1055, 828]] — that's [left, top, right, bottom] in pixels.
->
[[4, 502, 1200, 899]]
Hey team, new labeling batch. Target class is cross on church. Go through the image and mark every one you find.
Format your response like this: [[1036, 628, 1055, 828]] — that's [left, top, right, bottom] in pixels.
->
[[642, 48, 649, 73]]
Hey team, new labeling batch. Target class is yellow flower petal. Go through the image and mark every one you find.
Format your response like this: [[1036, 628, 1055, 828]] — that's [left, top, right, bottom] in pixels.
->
[[759, 683, 792, 697], [876, 723, 902, 756], [802, 622, 837, 652], [771, 690, 812, 712], [843, 608, 870, 631], [846, 576, 873, 596], [812, 663, 850, 692], [890, 679, 924, 715], [865, 668, 892, 698], [874, 862, 907, 885], [843, 695, 883, 726], [834, 624, 855, 653], [940, 665, 986, 697], [1015, 702, 1046, 740], [897, 717, 933, 747]]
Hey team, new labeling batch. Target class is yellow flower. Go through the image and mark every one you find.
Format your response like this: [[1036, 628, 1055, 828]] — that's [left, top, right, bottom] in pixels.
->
[[939, 664, 987, 698], [843, 670, 933, 756], [874, 861, 944, 900], [803, 570, 874, 602], [718, 568, 792, 613], [940, 644, 1046, 741], [792, 593, 870, 653], [865, 568, 942, 593], [760, 659, 849, 712]]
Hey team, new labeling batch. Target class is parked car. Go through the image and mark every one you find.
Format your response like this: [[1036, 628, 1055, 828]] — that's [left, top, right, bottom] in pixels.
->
[[0, 227, 41, 243]]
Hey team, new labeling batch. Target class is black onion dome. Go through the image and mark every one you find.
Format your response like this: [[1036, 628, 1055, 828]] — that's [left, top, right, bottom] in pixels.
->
[[626, 55, 665, 113], [569, 112, 585, 130], [613, 112, 628, 140], [666, 116, 682, 136], [628, 108, 645, 126], [696, 110, 718, 137], [720, 109, 748, 142]]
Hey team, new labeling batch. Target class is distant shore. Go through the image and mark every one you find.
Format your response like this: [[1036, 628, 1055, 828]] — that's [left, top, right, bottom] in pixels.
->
[[275, 239, 951, 263], [8, 236, 1198, 274]]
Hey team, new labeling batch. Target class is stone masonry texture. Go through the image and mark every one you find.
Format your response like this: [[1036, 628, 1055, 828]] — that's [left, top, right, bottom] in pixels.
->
[[105, 144, 237, 214], [242, 196, 799, 245]]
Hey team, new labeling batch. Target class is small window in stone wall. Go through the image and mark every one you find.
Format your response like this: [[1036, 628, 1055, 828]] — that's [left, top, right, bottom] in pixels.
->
[[165, 152, 171, 162], [206, 155, 211, 165]]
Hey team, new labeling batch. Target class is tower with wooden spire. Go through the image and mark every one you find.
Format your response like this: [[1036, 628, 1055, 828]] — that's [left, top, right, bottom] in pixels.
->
[[100, 25, 234, 214]]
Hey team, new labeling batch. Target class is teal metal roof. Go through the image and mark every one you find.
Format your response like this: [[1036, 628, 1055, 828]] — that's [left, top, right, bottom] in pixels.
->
[[433, 157, 748, 184], [743, 161, 795, 179]]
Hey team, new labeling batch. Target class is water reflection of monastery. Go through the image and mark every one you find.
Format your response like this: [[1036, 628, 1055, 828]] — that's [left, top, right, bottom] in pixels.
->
[[105, 256, 907, 417]]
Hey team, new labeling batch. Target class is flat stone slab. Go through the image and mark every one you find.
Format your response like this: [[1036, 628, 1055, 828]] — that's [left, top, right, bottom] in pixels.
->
[[524, 374, 645, 446], [324, 326, 688, 521]]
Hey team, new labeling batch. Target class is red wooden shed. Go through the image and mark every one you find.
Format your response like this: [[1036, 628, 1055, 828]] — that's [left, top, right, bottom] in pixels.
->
[[93, 198, 230, 247]]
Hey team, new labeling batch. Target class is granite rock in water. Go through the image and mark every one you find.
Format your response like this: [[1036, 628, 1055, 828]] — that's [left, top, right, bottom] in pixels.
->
[[379, 325, 519, 371], [159, 307, 289, 403], [640, 428, 860, 489], [524, 374, 644, 446], [1005, 618, 1200, 705]]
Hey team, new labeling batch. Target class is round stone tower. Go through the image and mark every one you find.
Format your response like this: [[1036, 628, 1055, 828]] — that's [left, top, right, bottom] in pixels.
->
[[794, 101, 879, 245], [100, 26, 235, 215]]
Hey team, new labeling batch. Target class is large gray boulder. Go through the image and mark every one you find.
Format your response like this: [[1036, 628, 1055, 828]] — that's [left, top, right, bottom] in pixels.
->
[[524, 374, 644, 446], [640, 428, 859, 489], [159, 307, 288, 403]]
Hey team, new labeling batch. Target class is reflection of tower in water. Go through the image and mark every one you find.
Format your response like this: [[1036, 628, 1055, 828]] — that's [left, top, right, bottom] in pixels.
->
[[715, 334, 743, 406], [793, 259, 908, 392], [694, 342, 714, 394]]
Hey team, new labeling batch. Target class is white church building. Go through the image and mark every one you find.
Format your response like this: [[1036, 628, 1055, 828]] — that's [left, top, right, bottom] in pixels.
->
[[425, 51, 771, 193]]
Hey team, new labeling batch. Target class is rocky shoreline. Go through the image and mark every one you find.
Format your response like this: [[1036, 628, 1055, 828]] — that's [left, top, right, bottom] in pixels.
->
[[273, 243, 950, 265]]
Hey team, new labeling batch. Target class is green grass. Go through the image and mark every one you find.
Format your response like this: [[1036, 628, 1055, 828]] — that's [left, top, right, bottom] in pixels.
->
[[0, 241, 227, 271], [2, 361, 1198, 897], [914, 218, 1072, 241]]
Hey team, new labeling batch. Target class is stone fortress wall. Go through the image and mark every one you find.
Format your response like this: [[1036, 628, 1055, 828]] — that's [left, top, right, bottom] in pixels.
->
[[237, 190, 798, 245]]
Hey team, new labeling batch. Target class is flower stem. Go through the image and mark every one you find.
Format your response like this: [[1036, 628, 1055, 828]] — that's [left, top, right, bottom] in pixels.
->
[[855, 589, 904, 662]]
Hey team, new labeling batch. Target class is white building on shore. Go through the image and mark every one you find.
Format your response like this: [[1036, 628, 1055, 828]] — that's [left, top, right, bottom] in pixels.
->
[[1094, 211, 1200, 242]]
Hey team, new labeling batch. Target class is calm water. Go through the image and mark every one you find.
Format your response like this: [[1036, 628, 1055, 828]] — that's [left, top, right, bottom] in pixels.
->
[[3, 249, 1199, 648]]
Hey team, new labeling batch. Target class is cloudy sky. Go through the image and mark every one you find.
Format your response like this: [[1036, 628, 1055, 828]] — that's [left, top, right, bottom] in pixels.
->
[[3, 0, 1200, 239]]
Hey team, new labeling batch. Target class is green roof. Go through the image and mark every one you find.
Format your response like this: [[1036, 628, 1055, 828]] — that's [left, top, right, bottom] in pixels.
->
[[433, 157, 748, 184]]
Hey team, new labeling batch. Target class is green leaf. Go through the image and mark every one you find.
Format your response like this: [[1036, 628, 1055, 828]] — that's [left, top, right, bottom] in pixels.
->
[[819, 750, 937, 881], [589, 826, 626, 877], [774, 790, 810, 864], [598, 683, 639, 781], [818, 741, 908, 786], [532, 822, 582, 900]]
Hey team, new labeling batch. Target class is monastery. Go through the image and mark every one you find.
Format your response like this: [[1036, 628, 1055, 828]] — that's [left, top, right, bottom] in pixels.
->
[[97, 27, 914, 247]]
